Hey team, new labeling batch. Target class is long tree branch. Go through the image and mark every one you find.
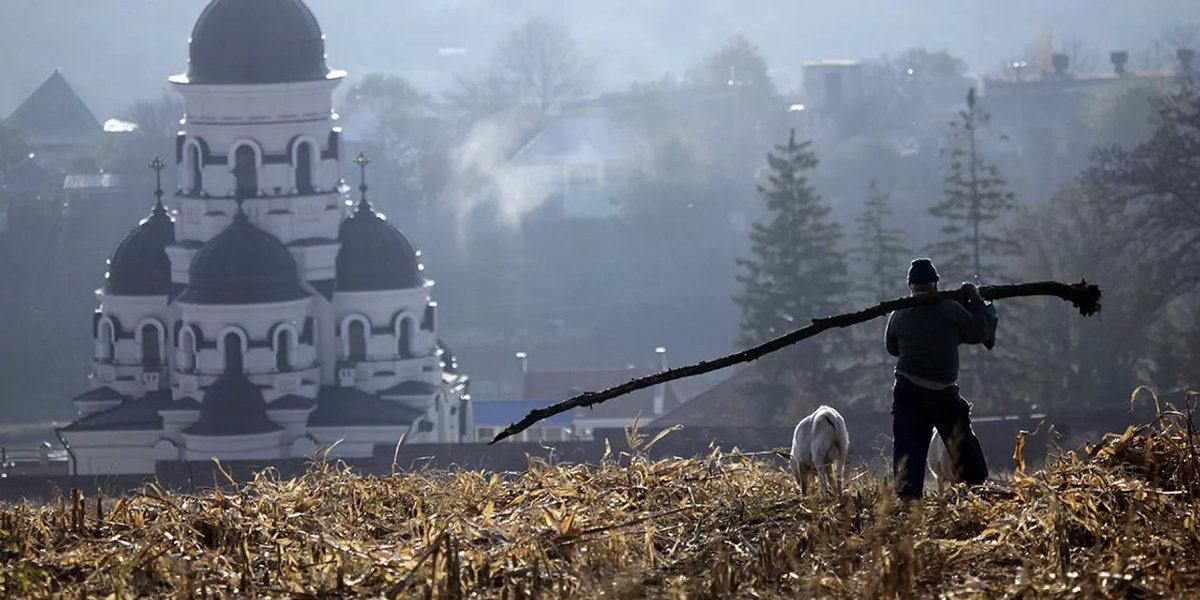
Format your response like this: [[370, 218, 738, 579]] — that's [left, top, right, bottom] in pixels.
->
[[490, 280, 1102, 444]]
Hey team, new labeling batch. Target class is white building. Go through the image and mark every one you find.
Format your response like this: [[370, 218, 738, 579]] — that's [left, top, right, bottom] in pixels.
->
[[57, 0, 470, 475]]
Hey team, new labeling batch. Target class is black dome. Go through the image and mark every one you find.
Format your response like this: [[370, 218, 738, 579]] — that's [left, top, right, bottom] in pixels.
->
[[105, 201, 176, 296], [178, 210, 309, 305], [336, 200, 422, 292], [182, 0, 332, 85], [184, 372, 281, 436]]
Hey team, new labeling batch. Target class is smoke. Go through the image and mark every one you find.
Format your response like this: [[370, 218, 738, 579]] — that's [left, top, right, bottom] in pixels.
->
[[442, 108, 548, 248]]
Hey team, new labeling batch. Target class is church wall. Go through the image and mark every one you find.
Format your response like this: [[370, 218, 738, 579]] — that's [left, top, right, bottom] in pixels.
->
[[91, 294, 172, 396], [177, 298, 314, 378]]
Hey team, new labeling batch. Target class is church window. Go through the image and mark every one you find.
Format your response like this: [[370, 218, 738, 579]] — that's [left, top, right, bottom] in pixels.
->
[[398, 317, 415, 358], [189, 144, 203, 194], [234, 145, 258, 197], [141, 323, 162, 367], [348, 320, 367, 362], [223, 332, 244, 373], [295, 142, 314, 194], [179, 330, 196, 371], [99, 321, 115, 362], [276, 329, 293, 371]]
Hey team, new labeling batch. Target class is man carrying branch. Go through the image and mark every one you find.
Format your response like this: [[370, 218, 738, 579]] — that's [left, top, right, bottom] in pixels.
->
[[885, 258, 998, 500]]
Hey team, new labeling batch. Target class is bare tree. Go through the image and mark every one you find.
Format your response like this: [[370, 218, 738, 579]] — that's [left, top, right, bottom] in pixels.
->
[[1162, 24, 1199, 53], [493, 19, 594, 113]]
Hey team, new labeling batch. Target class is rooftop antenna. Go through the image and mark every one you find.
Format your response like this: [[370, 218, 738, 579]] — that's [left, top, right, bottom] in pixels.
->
[[354, 152, 371, 210]]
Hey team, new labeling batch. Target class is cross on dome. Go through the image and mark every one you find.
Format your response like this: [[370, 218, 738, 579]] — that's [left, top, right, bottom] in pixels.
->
[[354, 152, 372, 211], [149, 156, 167, 215]]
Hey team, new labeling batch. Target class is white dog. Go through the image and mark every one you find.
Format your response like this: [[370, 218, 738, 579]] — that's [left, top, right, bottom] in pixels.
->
[[928, 429, 960, 493], [790, 405, 850, 495]]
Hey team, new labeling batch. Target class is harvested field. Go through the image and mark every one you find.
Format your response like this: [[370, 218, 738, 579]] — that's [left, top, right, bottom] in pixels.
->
[[2, 401, 1199, 598]]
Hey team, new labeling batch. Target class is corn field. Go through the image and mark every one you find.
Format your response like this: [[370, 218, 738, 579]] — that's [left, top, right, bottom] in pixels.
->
[[2, 395, 1199, 598]]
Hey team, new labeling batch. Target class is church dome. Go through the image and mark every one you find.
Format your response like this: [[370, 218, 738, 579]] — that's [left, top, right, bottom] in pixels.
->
[[104, 201, 176, 296], [178, 210, 309, 305], [182, 0, 332, 85], [336, 200, 422, 292], [184, 372, 282, 436]]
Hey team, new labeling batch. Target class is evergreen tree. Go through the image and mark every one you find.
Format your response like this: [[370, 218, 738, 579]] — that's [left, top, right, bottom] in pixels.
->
[[927, 88, 1017, 408], [853, 180, 909, 302], [927, 88, 1017, 283], [734, 129, 847, 422], [849, 181, 909, 410]]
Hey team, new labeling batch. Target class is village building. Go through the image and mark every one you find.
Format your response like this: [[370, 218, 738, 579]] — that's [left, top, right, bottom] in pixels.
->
[[56, 0, 470, 475]]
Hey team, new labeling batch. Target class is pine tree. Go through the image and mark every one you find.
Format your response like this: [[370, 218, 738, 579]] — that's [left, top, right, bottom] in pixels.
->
[[927, 88, 1017, 284], [853, 180, 909, 302], [927, 88, 1017, 409], [734, 129, 847, 422], [849, 181, 909, 410]]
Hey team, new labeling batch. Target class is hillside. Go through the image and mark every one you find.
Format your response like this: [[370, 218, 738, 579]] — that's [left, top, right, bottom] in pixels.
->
[[1, 405, 1198, 598]]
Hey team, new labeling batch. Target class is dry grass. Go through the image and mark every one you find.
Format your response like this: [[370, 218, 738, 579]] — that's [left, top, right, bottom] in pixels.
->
[[2, 398, 1200, 599]]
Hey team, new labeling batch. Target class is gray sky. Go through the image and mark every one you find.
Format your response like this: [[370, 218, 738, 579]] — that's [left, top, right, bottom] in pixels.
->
[[2, 0, 1196, 118]]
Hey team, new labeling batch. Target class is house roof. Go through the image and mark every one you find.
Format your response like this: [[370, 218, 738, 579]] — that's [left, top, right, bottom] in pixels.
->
[[309, 386, 424, 427], [72, 386, 128, 403], [5, 71, 100, 144], [521, 368, 685, 422], [473, 399, 575, 427], [59, 391, 172, 432], [268, 394, 317, 411], [510, 115, 630, 166], [652, 366, 769, 428], [380, 380, 439, 397], [0, 154, 61, 193], [63, 173, 123, 190]]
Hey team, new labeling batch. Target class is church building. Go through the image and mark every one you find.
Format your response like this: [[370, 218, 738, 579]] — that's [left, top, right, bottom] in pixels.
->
[[57, 0, 471, 475]]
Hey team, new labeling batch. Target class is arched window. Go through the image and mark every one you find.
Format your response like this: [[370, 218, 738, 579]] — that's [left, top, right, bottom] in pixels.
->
[[348, 320, 367, 362], [140, 324, 162, 367], [99, 321, 115, 362], [398, 317, 414, 358], [295, 142, 314, 194], [276, 329, 293, 371], [223, 332, 244, 373], [179, 330, 196, 371], [189, 144, 203, 194], [234, 145, 258, 197]]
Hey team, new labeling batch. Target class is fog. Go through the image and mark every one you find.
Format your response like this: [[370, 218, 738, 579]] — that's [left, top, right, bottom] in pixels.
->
[[2, 1, 1195, 117], [1, 0, 1198, 437]]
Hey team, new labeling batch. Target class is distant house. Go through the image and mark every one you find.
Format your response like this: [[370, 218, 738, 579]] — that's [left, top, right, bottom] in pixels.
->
[[0, 154, 65, 234], [652, 366, 770, 429], [509, 114, 633, 220], [62, 173, 125, 205], [520, 365, 686, 438], [4, 70, 101, 154], [472, 399, 576, 443], [0, 154, 61, 196]]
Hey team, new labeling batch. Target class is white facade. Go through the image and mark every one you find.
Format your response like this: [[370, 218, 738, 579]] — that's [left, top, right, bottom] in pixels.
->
[[58, 0, 470, 475]]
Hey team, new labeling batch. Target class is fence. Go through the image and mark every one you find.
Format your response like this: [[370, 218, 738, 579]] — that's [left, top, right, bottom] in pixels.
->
[[0, 401, 1169, 501]]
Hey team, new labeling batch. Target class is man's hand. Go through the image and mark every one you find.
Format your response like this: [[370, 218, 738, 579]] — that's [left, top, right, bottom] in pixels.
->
[[960, 282, 981, 300]]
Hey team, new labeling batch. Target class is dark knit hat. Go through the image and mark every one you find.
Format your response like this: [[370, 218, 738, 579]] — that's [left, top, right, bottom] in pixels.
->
[[907, 258, 939, 284]]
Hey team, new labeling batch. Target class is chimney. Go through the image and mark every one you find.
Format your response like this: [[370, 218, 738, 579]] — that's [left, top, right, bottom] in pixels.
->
[[1051, 53, 1069, 76], [1110, 51, 1128, 75], [515, 351, 527, 373], [653, 347, 667, 416]]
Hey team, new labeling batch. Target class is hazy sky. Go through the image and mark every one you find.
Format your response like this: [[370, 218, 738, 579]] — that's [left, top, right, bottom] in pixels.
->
[[2, 1, 1196, 119]]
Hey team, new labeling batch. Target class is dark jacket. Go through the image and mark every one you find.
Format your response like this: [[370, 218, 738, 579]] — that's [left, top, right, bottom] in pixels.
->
[[885, 297, 998, 386]]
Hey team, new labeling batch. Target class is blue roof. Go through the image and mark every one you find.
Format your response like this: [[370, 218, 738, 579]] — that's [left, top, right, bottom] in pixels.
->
[[472, 399, 575, 427]]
